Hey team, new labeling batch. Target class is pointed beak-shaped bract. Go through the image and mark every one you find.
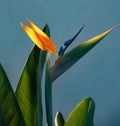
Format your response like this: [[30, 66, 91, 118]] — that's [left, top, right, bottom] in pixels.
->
[[20, 18, 58, 54], [51, 25, 119, 81]]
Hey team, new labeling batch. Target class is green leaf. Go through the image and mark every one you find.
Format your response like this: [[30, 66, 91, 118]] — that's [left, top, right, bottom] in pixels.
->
[[0, 64, 25, 126], [45, 53, 53, 126], [43, 24, 51, 37], [51, 25, 118, 81], [15, 24, 49, 126], [0, 106, 8, 126], [15, 45, 40, 126], [64, 97, 95, 126], [55, 112, 65, 126]]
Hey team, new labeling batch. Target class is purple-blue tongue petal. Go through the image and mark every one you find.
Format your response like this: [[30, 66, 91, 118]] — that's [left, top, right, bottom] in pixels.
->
[[58, 21, 87, 56]]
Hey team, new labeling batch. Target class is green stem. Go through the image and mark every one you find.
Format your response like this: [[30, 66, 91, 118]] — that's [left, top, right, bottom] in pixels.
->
[[37, 51, 47, 126], [45, 54, 53, 126]]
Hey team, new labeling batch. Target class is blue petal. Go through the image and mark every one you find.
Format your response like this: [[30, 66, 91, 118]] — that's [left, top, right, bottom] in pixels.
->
[[58, 21, 87, 56], [58, 47, 64, 56], [64, 24, 85, 46]]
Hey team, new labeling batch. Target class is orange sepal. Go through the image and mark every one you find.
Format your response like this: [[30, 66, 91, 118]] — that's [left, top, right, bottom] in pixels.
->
[[20, 19, 58, 54]]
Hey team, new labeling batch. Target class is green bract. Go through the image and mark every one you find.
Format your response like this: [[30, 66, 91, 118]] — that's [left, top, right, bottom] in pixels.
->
[[0, 23, 118, 126], [64, 97, 95, 126]]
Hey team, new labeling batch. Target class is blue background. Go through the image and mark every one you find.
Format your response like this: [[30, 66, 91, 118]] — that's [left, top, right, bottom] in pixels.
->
[[0, 0, 120, 125]]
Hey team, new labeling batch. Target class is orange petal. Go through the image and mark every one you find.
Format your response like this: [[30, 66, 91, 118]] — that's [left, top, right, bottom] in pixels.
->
[[20, 22, 44, 50], [27, 18, 58, 54], [27, 18, 49, 39], [20, 19, 58, 54]]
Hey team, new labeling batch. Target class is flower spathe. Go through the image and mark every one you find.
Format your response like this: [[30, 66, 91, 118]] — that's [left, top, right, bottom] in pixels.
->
[[20, 18, 58, 54]]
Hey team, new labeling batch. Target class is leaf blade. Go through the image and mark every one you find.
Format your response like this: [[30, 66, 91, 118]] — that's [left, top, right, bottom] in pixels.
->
[[0, 106, 8, 126], [15, 24, 50, 126], [64, 97, 95, 126], [55, 112, 65, 126], [0, 64, 25, 126], [15, 45, 40, 126]]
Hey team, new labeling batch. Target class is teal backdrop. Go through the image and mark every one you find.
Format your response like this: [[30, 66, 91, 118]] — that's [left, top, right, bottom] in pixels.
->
[[0, 0, 120, 125]]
